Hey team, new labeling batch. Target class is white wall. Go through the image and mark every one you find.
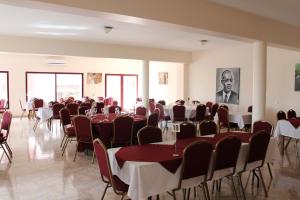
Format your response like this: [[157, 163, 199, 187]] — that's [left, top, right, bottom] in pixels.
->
[[149, 61, 184, 104], [266, 47, 300, 123], [0, 53, 142, 115], [188, 44, 253, 113]]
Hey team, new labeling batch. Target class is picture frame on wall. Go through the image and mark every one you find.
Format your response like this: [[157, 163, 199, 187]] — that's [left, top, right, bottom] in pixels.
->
[[158, 72, 168, 85], [216, 68, 240, 105], [295, 63, 300, 91], [87, 73, 102, 84]]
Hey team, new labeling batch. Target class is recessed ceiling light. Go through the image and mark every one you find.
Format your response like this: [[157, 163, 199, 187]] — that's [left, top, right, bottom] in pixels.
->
[[35, 32, 78, 36], [200, 39, 208, 45], [35, 24, 88, 30]]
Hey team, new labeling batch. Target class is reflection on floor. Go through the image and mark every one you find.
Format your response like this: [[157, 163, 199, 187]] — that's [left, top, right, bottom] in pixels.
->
[[0, 118, 300, 200]]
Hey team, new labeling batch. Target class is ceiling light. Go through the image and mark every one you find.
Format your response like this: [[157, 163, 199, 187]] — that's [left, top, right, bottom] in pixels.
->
[[35, 24, 88, 30], [104, 26, 114, 34], [200, 39, 208, 45], [35, 32, 78, 36]]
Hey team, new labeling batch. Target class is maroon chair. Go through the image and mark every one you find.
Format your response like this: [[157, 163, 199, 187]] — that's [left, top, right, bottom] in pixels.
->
[[81, 102, 92, 108], [149, 102, 155, 114], [158, 100, 166, 106], [175, 99, 185, 106], [210, 103, 219, 120], [173, 105, 186, 122], [248, 105, 253, 113], [73, 116, 94, 162], [176, 122, 196, 139], [136, 106, 147, 116], [66, 103, 79, 116], [191, 104, 206, 122], [111, 116, 134, 147], [217, 107, 238, 133], [147, 112, 159, 127], [95, 102, 105, 114], [49, 103, 64, 130], [155, 103, 171, 132], [112, 100, 118, 106], [60, 108, 76, 156], [78, 106, 90, 115], [0, 111, 13, 163], [206, 101, 213, 112], [149, 98, 155, 103], [137, 126, 162, 145], [93, 139, 128, 199], [33, 98, 44, 111], [170, 141, 213, 200], [277, 110, 287, 120], [210, 136, 241, 198], [219, 104, 228, 110], [109, 106, 122, 114], [238, 131, 271, 199], [287, 109, 296, 119], [199, 120, 218, 136]]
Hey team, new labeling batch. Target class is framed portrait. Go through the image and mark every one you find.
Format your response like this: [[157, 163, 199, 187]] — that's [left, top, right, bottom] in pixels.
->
[[216, 68, 240, 105], [295, 64, 300, 91], [158, 72, 168, 85], [87, 73, 102, 84]]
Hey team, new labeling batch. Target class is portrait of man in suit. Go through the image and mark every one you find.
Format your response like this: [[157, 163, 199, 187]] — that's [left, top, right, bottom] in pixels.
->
[[216, 68, 240, 104]]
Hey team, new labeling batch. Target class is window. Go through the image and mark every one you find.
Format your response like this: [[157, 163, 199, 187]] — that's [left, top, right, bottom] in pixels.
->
[[26, 72, 83, 102], [0, 71, 9, 108]]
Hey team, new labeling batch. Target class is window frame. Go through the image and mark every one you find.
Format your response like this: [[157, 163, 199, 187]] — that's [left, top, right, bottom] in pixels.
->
[[25, 72, 84, 101], [0, 71, 9, 109]]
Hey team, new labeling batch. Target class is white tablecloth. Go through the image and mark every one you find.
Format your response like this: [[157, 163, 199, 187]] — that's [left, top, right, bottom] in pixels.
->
[[273, 120, 300, 139], [107, 137, 277, 200], [26, 101, 47, 110], [36, 108, 53, 121], [215, 113, 252, 129]]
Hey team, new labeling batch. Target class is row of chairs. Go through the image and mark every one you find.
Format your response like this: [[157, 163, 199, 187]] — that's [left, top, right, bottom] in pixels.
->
[[277, 109, 297, 120], [0, 111, 13, 163], [94, 128, 272, 200]]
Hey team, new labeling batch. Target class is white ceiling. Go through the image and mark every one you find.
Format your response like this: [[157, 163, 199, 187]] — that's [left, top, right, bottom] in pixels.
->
[[210, 0, 300, 28], [0, 4, 247, 52]]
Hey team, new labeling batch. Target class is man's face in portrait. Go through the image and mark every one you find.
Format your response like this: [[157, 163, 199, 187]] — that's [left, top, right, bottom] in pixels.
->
[[221, 71, 233, 93]]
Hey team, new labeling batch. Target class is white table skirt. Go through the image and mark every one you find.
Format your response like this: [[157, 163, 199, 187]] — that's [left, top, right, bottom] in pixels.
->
[[273, 120, 300, 139], [37, 108, 53, 121], [107, 137, 277, 200]]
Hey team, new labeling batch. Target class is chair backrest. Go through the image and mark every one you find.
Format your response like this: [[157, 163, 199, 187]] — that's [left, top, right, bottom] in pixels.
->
[[219, 104, 228, 110], [73, 115, 93, 142], [66, 103, 79, 116], [93, 138, 114, 184], [149, 98, 155, 103], [178, 141, 213, 188], [244, 131, 270, 170], [175, 99, 185, 106], [192, 100, 200, 105], [59, 108, 71, 126], [217, 107, 229, 126], [98, 96, 104, 101], [206, 101, 213, 112], [149, 102, 155, 113], [33, 98, 44, 109], [277, 110, 287, 120], [112, 116, 134, 145], [75, 100, 82, 105], [1, 111, 12, 136], [199, 120, 218, 135], [112, 100, 118, 106], [157, 100, 166, 106], [136, 106, 147, 116], [52, 103, 65, 116], [155, 103, 165, 119], [48, 101, 58, 108], [95, 102, 105, 113], [252, 121, 273, 135], [109, 106, 122, 114], [81, 102, 92, 108], [177, 122, 196, 139], [211, 103, 219, 118], [0, 99, 5, 109], [212, 136, 241, 177], [287, 109, 296, 119], [248, 105, 252, 113], [137, 126, 162, 144], [195, 104, 206, 121], [147, 112, 159, 127], [173, 105, 186, 121], [78, 106, 90, 115]]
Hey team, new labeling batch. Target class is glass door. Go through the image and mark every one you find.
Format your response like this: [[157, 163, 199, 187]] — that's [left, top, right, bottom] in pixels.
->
[[105, 74, 138, 110]]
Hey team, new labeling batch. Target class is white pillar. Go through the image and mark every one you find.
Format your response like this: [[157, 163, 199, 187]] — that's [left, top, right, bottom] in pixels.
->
[[252, 41, 267, 122], [141, 60, 150, 109], [183, 63, 189, 103]]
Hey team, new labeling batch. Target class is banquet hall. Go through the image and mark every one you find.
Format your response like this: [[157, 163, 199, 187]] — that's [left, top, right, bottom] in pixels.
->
[[0, 1, 300, 200]]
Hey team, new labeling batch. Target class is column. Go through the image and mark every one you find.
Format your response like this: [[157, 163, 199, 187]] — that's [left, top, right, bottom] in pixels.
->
[[141, 60, 150, 109], [252, 41, 267, 122], [183, 63, 189, 103]]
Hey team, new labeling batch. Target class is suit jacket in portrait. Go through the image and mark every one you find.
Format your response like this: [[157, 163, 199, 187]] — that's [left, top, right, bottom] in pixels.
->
[[216, 90, 239, 104]]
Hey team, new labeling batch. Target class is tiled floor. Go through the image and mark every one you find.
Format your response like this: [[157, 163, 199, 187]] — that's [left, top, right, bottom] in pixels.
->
[[1, 118, 300, 200]]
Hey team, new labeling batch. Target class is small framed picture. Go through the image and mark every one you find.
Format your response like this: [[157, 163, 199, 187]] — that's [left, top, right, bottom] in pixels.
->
[[158, 72, 168, 85], [87, 73, 102, 84]]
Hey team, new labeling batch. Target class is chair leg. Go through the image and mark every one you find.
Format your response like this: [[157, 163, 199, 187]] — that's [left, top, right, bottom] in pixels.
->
[[101, 183, 109, 200], [230, 176, 239, 200], [258, 168, 268, 197], [92, 150, 95, 164], [172, 190, 177, 200], [267, 163, 273, 179], [73, 142, 79, 162], [120, 194, 126, 200], [60, 135, 66, 148], [237, 174, 246, 200], [33, 119, 40, 131], [62, 138, 70, 156], [4, 142, 12, 157], [203, 182, 210, 200], [1, 144, 11, 163]]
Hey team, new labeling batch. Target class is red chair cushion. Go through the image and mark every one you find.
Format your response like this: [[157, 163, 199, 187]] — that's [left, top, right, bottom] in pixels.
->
[[66, 126, 76, 136]]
